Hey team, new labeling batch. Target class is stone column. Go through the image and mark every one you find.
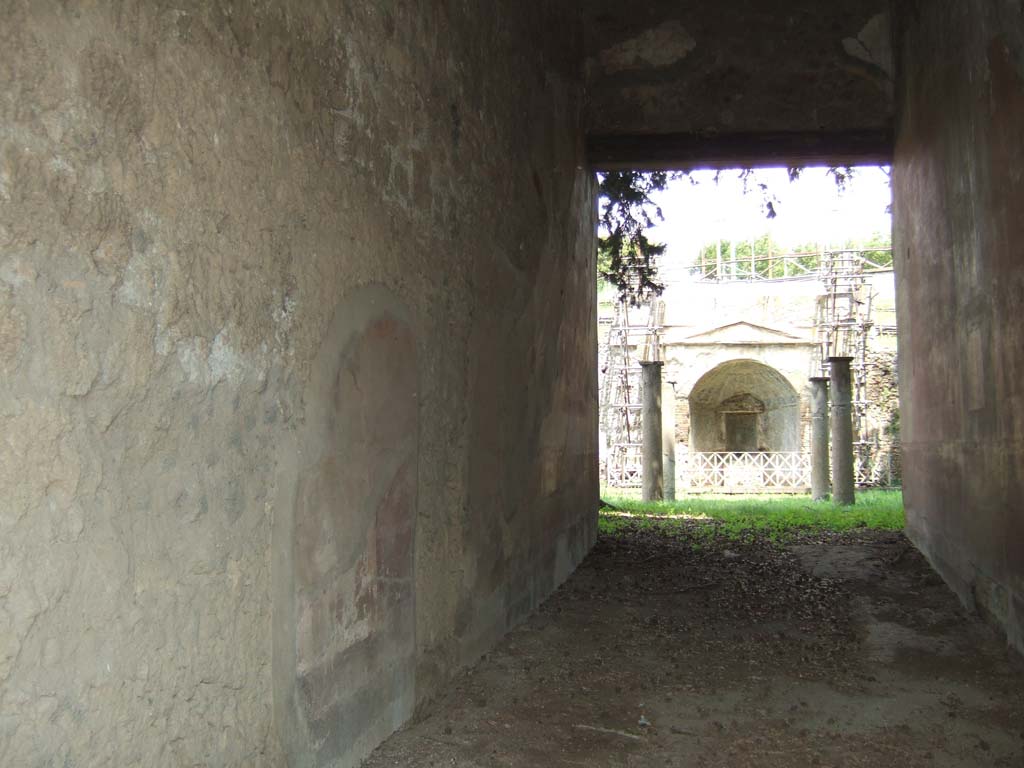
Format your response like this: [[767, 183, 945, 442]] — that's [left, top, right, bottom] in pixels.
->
[[828, 357, 855, 506], [662, 380, 676, 501], [640, 361, 664, 502], [809, 376, 830, 501]]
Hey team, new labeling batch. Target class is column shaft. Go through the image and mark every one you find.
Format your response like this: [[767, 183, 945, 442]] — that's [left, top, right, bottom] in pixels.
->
[[809, 377, 830, 501], [828, 357, 855, 506], [662, 380, 676, 502], [641, 362, 664, 502]]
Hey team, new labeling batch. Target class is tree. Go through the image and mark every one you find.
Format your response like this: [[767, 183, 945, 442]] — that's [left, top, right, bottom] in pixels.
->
[[597, 171, 671, 306], [598, 166, 889, 301], [696, 233, 784, 278], [846, 231, 893, 267]]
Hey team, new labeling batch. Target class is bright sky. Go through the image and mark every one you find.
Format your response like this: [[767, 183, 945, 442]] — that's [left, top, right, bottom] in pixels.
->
[[646, 166, 892, 270]]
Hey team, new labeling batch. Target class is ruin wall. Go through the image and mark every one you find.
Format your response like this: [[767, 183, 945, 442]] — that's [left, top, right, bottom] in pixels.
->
[[0, 2, 598, 764], [894, 0, 1024, 654]]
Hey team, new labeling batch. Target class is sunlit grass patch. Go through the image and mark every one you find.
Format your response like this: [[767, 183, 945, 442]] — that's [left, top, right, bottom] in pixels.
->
[[598, 490, 904, 542]]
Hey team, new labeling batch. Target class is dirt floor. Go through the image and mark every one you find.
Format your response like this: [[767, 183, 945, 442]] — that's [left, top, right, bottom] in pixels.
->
[[365, 521, 1024, 767]]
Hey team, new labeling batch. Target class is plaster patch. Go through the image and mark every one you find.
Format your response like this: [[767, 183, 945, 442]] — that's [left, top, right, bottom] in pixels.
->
[[0, 259, 36, 288], [599, 20, 696, 74], [273, 292, 297, 354], [208, 331, 246, 384], [116, 248, 163, 310], [48, 156, 74, 176], [843, 13, 894, 79], [0, 303, 27, 373], [174, 337, 207, 383]]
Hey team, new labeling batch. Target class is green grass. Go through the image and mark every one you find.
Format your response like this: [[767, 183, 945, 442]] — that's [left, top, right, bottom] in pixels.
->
[[599, 490, 904, 543]]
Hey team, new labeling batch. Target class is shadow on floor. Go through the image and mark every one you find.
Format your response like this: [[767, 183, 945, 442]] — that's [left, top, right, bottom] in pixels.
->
[[366, 523, 1024, 767]]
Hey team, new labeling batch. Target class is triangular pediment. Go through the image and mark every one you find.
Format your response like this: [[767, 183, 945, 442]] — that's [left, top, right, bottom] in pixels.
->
[[681, 320, 807, 345]]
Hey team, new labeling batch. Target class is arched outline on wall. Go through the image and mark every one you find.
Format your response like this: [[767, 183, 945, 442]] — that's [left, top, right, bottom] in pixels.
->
[[687, 358, 801, 453], [272, 283, 420, 767]]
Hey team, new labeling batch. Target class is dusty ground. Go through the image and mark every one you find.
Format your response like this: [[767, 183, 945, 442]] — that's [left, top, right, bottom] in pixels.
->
[[366, 521, 1024, 767]]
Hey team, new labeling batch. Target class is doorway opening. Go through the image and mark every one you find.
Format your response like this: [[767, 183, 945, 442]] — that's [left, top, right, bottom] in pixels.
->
[[598, 165, 900, 497]]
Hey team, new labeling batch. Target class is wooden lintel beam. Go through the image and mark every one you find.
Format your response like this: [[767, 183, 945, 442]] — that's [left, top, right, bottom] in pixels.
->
[[586, 128, 893, 171]]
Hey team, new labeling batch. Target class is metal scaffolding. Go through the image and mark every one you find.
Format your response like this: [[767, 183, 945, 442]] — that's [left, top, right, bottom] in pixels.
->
[[813, 249, 895, 486], [600, 298, 662, 488]]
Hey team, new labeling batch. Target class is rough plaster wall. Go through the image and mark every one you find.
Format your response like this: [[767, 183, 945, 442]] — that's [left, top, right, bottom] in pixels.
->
[[893, 0, 1024, 653], [584, 0, 894, 135], [0, 1, 598, 765]]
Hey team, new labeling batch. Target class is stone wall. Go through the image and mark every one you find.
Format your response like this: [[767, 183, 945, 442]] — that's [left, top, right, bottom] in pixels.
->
[[893, 0, 1024, 654], [0, 1, 598, 765], [675, 397, 691, 445], [860, 346, 901, 486]]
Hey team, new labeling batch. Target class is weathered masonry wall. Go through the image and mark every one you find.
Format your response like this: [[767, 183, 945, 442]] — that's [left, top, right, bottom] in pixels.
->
[[583, 0, 893, 138], [893, 1, 1024, 654], [0, 2, 598, 765]]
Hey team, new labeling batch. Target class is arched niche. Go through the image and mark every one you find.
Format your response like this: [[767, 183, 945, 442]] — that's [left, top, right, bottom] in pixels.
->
[[688, 359, 800, 452]]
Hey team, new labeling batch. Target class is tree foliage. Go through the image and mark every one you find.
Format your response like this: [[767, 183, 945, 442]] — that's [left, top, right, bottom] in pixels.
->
[[852, 231, 893, 267], [696, 234, 785, 279], [693, 231, 893, 279], [598, 166, 889, 303], [597, 171, 670, 306]]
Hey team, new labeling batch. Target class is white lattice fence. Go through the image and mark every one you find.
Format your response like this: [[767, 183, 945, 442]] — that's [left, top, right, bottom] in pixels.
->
[[854, 448, 900, 488], [682, 452, 810, 493], [605, 443, 643, 488]]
